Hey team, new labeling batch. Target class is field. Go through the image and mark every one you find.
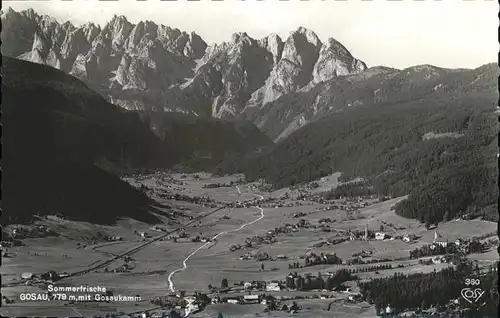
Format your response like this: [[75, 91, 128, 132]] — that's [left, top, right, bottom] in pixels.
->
[[1, 173, 497, 317]]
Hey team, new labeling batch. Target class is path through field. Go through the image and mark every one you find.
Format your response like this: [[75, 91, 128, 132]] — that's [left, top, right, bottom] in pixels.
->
[[167, 186, 264, 293]]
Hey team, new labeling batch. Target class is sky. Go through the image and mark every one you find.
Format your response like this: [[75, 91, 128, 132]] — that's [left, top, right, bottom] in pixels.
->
[[3, 0, 498, 69]]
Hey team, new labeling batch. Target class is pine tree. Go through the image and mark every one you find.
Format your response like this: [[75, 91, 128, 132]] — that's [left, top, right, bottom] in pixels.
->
[[221, 278, 228, 288]]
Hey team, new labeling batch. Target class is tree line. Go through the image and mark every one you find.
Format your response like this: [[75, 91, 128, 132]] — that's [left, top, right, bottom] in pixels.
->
[[285, 270, 356, 291], [358, 260, 498, 316]]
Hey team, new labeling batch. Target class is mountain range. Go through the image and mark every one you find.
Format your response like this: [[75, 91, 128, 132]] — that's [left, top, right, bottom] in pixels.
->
[[2, 8, 369, 141], [1, 8, 497, 225]]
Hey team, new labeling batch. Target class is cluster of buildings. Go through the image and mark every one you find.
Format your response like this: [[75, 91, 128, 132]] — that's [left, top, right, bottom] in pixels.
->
[[149, 226, 167, 232], [9, 225, 57, 239], [430, 229, 472, 253], [136, 231, 151, 239], [225, 199, 262, 209], [218, 292, 280, 305]]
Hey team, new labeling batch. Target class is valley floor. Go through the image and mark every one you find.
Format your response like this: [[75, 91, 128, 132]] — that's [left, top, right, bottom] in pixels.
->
[[1, 173, 497, 318]]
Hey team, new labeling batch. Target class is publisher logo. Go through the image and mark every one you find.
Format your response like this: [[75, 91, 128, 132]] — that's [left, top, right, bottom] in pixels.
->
[[461, 288, 485, 304]]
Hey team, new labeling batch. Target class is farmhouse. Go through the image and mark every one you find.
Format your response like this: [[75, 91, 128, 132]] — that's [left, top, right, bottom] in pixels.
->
[[403, 234, 417, 243], [21, 272, 33, 280], [225, 297, 240, 304], [375, 232, 387, 240], [243, 294, 259, 304], [385, 305, 395, 315], [260, 295, 277, 306], [266, 282, 281, 292]]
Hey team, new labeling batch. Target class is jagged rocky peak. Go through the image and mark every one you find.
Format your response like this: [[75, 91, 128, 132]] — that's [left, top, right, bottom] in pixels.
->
[[282, 27, 322, 69], [294, 27, 322, 46], [126, 20, 156, 50], [1, 6, 14, 16], [230, 32, 253, 45], [185, 31, 207, 59], [258, 33, 284, 64], [102, 14, 134, 50], [60, 28, 91, 61], [81, 22, 101, 44], [312, 37, 367, 83], [20, 8, 38, 19]]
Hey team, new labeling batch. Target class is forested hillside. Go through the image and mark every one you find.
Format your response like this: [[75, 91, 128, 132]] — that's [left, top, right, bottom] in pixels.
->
[[238, 63, 498, 223], [138, 111, 272, 171], [2, 57, 271, 224]]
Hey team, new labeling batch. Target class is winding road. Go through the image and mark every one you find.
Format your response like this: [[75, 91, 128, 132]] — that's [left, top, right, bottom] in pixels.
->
[[167, 186, 265, 293]]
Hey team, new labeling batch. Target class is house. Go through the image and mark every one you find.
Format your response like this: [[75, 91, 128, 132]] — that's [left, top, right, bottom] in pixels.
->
[[375, 232, 386, 240], [40, 270, 59, 281], [403, 234, 416, 243], [243, 294, 259, 304], [261, 295, 277, 306], [432, 256, 446, 264], [226, 298, 239, 304], [385, 305, 394, 314], [211, 296, 220, 304], [266, 282, 281, 292], [21, 272, 33, 280]]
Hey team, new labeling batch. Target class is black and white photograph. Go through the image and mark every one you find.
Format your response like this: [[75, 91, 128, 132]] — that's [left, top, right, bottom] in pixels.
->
[[1, 0, 498, 317]]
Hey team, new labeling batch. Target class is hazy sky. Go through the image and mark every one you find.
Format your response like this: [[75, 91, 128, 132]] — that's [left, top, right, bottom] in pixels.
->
[[4, 0, 498, 69]]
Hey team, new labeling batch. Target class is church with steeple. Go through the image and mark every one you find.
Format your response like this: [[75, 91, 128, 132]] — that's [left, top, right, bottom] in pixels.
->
[[432, 227, 448, 248]]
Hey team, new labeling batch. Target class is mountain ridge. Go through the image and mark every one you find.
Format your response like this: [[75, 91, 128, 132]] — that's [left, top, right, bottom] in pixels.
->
[[232, 61, 499, 222], [2, 8, 368, 140], [2, 8, 496, 142]]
